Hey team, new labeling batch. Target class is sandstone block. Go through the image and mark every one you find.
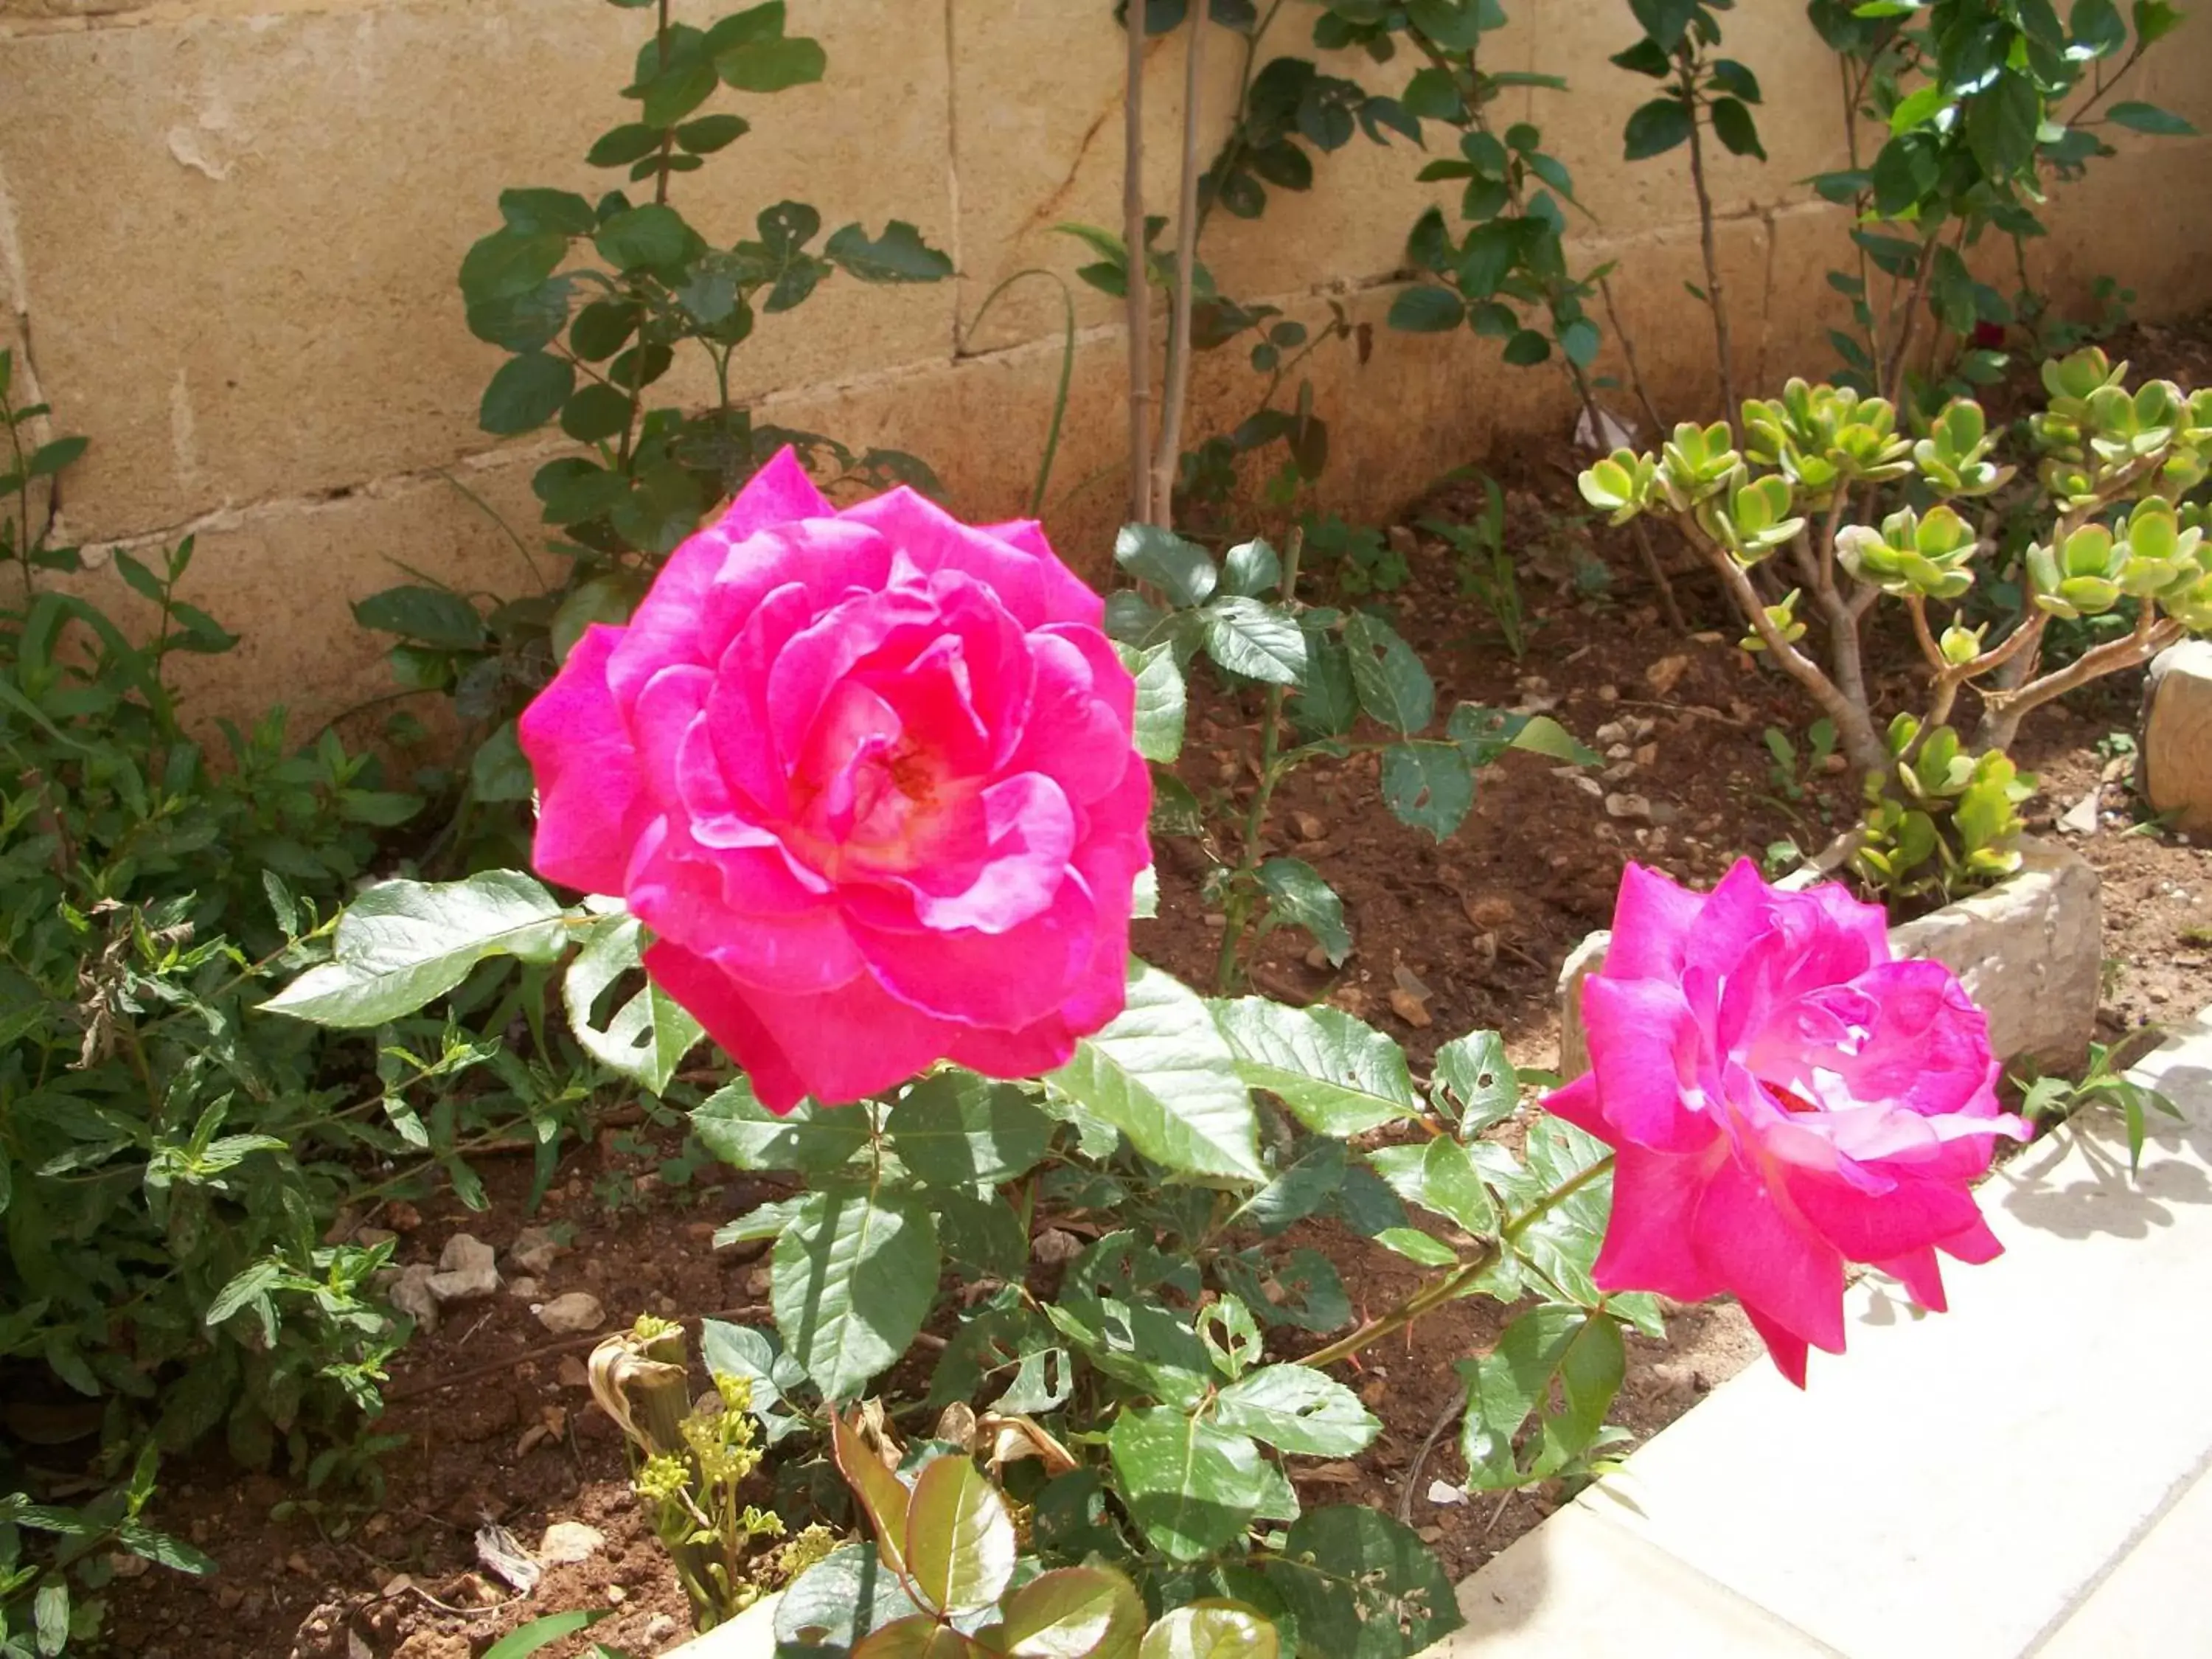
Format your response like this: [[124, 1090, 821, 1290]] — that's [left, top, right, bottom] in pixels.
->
[[2140, 640, 2212, 835]]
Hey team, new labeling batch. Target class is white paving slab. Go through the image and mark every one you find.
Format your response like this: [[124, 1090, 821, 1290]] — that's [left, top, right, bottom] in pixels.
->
[[2034, 1464, 2212, 1658], [1447, 1007, 2212, 1659]]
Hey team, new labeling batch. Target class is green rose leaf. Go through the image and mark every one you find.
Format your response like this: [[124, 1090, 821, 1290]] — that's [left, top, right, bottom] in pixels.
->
[[479, 352, 575, 436], [1048, 961, 1264, 1181], [1208, 998, 1422, 1135], [903, 1455, 1018, 1616], [885, 1074, 1055, 1186], [560, 914, 702, 1093], [1341, 612, 1434, 733], [1107, 1409, 1271, 1562], [773, 1186, 941, 1403], [691, 1080, 870, 1173], [826, 220, 956, 282], [1213, 1366, 1379, 1457], [261, 872, 565, 1026], [1256, 858, 1352, 966], [1262, 1508, 1460, 1659], [1458, 1304, 1626, 1489]]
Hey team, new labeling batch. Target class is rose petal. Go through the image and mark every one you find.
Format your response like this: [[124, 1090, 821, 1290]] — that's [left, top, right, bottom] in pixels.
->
[[1590, 1143, 1727, 1304], [519, 624, 651, 897], [1690, 1152, 1847, 1358], [1582, 976, 1717, 1153], [1604, 862, 1710, 981], [858, 865, 1095, 1030]]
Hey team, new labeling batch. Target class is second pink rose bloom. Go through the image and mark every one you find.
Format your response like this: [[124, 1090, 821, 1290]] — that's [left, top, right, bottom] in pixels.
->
[[518, 449, 1152, 1111], [1550, 860, 2030, 1385]]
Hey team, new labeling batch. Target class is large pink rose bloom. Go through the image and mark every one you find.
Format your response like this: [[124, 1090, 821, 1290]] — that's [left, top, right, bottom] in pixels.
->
[[1549, 861, 2028, 1385], [518, 449, 1151, 1111]]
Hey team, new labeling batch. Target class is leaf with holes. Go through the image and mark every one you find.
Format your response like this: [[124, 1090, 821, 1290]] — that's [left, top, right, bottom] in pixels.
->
[[1342, 613, 1434, 733], [1108, 1410, 1271, 1562], [1262, 1507, 1459, 1659], [1381, 741, 1475, 839], [561, 914, 701, 1092], [1214, 1366, 1378, 1457], [1457, 1304, 1625, 1489], [1433, 1029, 1518, 1133]]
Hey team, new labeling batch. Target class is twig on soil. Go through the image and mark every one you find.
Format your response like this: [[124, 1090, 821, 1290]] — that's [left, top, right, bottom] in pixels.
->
[[386, 1305, 771, 1402], [1397, 1383, 1468, 1525]]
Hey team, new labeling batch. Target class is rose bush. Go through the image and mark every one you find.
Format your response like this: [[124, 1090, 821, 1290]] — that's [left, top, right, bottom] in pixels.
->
[[1551, 861, 2029, 1385], [518, 449, 1152, 1110]]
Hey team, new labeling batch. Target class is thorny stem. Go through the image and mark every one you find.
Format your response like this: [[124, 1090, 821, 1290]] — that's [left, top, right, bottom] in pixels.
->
[[1298, 1153, 1620, 1371], [1680, 54, 1737, 432], [1152, 10, 1208, 529], [1123, 10, 1154, 527], [1214, 528, 1304, 994]]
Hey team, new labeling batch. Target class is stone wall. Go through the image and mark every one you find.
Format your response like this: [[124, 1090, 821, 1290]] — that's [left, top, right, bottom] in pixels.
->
[[4, 0, 2211, 728]]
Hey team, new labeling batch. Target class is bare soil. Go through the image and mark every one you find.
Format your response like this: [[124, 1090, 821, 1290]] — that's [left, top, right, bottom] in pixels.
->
[[91, 313, 2212, 1658]]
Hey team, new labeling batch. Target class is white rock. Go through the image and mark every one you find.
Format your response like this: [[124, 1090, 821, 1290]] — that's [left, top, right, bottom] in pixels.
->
[[536, 1520, 606, 1566], [509, 1225, 568, 1278], [427, 1233, 499, 1304], [2141, 640, 2212, 834], [535, 1292, 605, 1335], [1604, 792, 1654, 821], [387, 1263, 439, 1333], [2059, 790, 2102, 836], [507, 1276, 542, 1301]]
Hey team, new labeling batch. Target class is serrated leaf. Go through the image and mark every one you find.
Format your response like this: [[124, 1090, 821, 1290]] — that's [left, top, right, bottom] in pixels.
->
[[1116, 524, 1219, 606], [1458, 1305, 1625, 1489], [1256, 858, 1352, 966], [1214, 1366, 1378, 1456], [1380, 742, 1475, 839], [1433, 1029, 1517, 1132], [260, 872, 565, 1026], [1222, 538, 1281, 597], [1416, 1136, 1498, 1234], [773, 1188, 940, 1402], [1120, 641, 1188, 763], [886, 1074, 1055, 1186], [776, 1545, 928, 1652], [832, 1411, 915, 1578], [1203, 597, 1307, 685], [1048, 961, 1263, 1181], [1341, 613, 1433, 732], [1107, 1410, 1270, 1562], [692, 1081, 869, 1172], [999, 1565, 1147, 1659], [1208, 999, 1422, 1135]]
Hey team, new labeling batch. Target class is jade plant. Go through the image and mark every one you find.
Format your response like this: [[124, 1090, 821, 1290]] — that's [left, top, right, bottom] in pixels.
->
[[1580, 347, 2212, 898]]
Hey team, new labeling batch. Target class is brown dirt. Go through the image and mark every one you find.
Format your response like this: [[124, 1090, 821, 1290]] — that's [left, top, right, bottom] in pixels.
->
[[94, 313, 2212, 1658]]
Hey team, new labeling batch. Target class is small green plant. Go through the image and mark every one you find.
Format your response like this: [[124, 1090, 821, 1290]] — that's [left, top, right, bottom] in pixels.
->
[[361, 0, 950, 863], [1422, 472, 1526, 658], [1856, 716, 2033, 902], [1106, 524, 1592, 989], [1761, 716, 1838, 804], [1300, 511, 1406, 597], [2018, 1036, 2183, 1174], [1610, 0, 1768, 428], [1, 1449, 212, 1658], [1581, 352, 2212, 905], [588, 1318, 835, 1631], [1806, 0, 2193, 404]]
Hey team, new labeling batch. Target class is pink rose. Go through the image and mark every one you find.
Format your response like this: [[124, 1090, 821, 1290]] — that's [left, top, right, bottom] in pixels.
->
[[1549, 861, 2028, 1385], [518, 449, 1151, 1111]]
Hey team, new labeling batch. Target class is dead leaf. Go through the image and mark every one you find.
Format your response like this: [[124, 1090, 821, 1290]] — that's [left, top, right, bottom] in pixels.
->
[[1645, 654, 1690, 695], [474, 1523, 541, 1595]]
